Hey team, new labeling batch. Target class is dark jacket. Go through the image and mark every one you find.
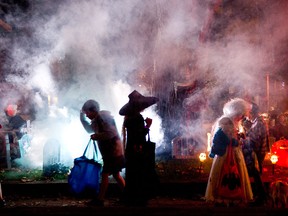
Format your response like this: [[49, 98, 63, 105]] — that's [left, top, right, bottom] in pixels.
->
[[209, 128, 238, 158]]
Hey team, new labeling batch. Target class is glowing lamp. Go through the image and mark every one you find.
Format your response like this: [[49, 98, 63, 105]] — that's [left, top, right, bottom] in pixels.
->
[[199, 153, 207, 163], [270, 154, 278, 164], [270, 154, 278, 175]]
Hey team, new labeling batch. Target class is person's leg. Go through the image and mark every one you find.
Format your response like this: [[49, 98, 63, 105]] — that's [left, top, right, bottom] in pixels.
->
[[87, 172, 109, 206], [256, 153, 265, 174], [253, 170, 266, 200], [113, 172, 125, 192], [249, 167, 266, 206], [97, 172, 109, 201]]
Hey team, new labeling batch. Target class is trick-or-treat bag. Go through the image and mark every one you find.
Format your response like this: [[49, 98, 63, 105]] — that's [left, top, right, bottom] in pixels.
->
[[143, 132, 159, 198], [217, 142, 243, 200], [68, 139, 102, 196]]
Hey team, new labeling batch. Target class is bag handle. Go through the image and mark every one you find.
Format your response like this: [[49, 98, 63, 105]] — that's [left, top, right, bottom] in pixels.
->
[[147, 130, 151, 142], [83, 139, 98, 160]]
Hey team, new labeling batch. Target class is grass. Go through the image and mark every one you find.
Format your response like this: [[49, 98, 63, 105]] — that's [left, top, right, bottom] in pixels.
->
[[0, 163, 70, 182], [0, 157, 212, 183]]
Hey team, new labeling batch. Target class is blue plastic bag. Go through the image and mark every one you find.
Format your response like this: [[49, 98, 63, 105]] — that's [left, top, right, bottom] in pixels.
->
[[68, 140, 102, 196]]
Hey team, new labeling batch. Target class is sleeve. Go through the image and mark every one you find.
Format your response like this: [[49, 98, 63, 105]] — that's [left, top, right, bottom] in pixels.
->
[[210, 128, 230, 157], [91, 113, 119, 141], [80, 111, 94, 134]]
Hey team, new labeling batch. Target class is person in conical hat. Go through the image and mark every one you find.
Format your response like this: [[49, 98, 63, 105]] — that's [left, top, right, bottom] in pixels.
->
[[119, 90, 159, 206]]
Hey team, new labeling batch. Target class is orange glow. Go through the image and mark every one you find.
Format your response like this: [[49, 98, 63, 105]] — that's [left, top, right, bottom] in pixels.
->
[[271, 139, 288, 167], [270, 154, 278, 164], [199, 152, 207, 162], [207, 132, 211, 152]]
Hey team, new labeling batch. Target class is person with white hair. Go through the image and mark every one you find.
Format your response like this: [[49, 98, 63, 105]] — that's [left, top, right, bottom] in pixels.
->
[[80, 99, 125, 206], [205, 98, 253, 207]]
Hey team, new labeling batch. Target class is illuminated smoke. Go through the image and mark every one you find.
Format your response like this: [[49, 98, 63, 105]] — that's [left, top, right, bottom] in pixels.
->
[[1, 0, 288, 168]]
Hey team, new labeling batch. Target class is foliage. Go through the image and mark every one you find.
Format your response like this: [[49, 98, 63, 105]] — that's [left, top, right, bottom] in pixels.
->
[[155, 158, 212, 182], [0, 158, 213, 183], [0, 163, 70, 182]]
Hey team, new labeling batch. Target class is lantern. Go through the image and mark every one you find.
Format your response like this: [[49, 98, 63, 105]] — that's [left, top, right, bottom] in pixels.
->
[[270, 154, 278, 164], [270, 154, 278, 175], [199, 153, 207, 163], [271, 139, 288, 167]]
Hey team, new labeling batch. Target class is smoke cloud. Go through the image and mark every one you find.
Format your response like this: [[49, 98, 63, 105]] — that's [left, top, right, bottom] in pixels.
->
[[1, 0, 288, 168]]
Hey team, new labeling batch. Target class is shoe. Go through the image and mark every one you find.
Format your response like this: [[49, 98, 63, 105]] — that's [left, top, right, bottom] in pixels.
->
[[86, 199, 104, 207], [0, 199, 6, 207]]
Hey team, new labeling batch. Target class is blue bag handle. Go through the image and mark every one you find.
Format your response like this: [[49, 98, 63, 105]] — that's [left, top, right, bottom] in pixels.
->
[[83, 139, 99, 161]]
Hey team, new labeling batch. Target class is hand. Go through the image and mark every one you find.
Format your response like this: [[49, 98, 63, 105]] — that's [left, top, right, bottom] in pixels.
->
[[90, 134, 97, 140], [237, 133, 245, 140], [145, 118, 152, 128]]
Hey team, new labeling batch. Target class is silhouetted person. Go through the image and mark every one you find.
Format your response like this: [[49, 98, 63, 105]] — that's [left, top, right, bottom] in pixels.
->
[[246, 102, 270, 174], [119, 90, 159, 206], [80, 100, 125, 206]]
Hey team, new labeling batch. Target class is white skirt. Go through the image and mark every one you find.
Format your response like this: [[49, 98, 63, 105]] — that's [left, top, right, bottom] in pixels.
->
[[205, 146, 253, 204]]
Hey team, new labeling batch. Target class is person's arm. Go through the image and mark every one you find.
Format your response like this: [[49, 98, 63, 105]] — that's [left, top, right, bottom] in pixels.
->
[[80, 111, 94, 133], [209, 128, 229, 158]]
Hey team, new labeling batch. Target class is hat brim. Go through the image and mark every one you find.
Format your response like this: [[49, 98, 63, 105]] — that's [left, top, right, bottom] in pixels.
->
[[119, 96, 159, 116]]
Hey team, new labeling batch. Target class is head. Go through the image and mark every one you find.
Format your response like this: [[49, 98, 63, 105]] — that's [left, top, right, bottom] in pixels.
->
[[223, 98, 250, 122], [249, 102, 259, 119], [5, 104, 18, 117], [81, 100, 100, 120], [278, 113, 287, 125], [219, 117, 234, 137]]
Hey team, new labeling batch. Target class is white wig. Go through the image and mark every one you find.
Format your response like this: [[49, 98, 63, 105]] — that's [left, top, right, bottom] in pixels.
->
[[223, 98, 251, 118]]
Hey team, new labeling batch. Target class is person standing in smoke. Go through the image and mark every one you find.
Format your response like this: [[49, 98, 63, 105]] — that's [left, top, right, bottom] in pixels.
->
[[205, 98, 253, 207], [270, 113, 288, 141], [4, 104, 26, 162], [80, 100, 125, 206], [0, 124, 6, 207], [240, 102, 269, 206], [244, 102, 270, 175], [119, 90, 159, 206]]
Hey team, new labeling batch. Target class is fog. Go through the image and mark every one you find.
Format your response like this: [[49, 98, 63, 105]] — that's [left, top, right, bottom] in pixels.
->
[[0, 0, 288, 168]]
